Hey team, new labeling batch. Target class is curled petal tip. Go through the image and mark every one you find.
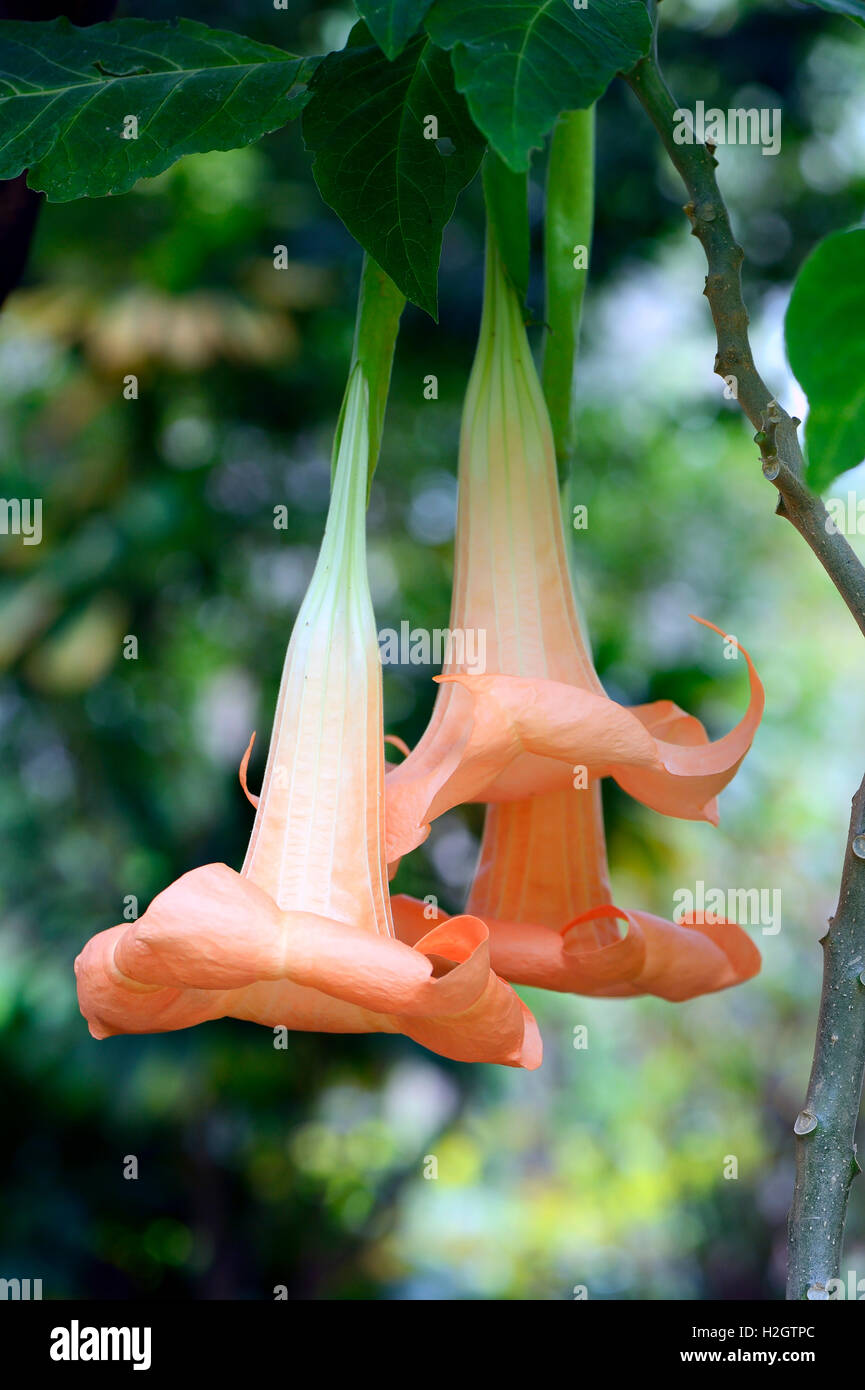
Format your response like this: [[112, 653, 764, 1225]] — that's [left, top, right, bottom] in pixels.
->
[[384, 733, 411, 759], [239, 732, 259, 809], [517, 1007, 544, 1070], [688, 613, 728, 641]]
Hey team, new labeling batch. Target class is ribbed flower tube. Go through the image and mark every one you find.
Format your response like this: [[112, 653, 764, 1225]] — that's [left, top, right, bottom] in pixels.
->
[[242, 367, 392, 937]]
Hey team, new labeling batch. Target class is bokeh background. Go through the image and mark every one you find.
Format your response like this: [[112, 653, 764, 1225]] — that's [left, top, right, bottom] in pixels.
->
[[2, 0, 865, 1300]]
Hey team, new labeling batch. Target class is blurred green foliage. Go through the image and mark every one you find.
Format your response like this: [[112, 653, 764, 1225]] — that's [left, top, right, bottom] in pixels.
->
[[2, 0, 865, 1300]]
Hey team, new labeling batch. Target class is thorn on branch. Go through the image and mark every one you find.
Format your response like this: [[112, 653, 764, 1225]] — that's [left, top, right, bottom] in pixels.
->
[[756, 400, 783, 479]]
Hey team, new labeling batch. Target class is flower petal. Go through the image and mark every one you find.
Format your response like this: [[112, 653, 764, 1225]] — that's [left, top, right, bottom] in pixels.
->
[[384, 673, 659, 862], [384, 684, 476, 862], [392, 894, 760, 1002], [75, 926, 233, 1040], [401, 914, 542, 1067], [75, 924, 398, 1040], [79, 862, 541, 1067], [612, 620, 764, 822], [111, 863, 469, 1016], [238, 732, 260, 808], [421, 620, 763, 827], [571, 910, 762, 1001], [467, 784, 612, 928]]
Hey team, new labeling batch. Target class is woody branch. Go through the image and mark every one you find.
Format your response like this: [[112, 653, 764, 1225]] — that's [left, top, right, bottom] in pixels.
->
[[623, 37, 865, 642], [622, 22, 865, 1301]]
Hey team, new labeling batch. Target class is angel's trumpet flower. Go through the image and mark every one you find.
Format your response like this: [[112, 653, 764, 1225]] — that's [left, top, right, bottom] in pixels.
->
[[388, 226, 762, 1001], [75, 364, 540, 1068]]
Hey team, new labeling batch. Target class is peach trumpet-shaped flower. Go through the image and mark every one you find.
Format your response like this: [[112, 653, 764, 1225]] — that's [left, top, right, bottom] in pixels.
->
[[75, 367, 540, 1068], [392, 784, 761, 1001], [387, 225, 763, 1000], [385, 226, 763, 863]]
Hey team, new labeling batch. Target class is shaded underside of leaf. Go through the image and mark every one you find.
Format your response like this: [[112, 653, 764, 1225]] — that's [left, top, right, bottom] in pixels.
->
[[802, 0, 865, 26], [0, 17, 315, 200], [303, 26, 485, 318], [426, 0, 651, 171], [353, 0, 436, 59], [785, 226, 865, 492]]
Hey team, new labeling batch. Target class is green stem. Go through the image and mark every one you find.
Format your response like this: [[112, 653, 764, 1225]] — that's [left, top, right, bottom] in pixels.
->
[[332, 254, 405, 493], [542, 106, 595, 476], [481, 150, 530, 304]]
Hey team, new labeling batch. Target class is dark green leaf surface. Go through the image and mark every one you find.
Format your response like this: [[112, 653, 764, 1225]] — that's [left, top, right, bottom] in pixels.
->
[[303, 26, 485, 318], [353, 0, 435, 59], [803, 0, 864, 25], [426, 0, 651, 170], [785, 227, 865, 491], [0, 17, 314, 200]]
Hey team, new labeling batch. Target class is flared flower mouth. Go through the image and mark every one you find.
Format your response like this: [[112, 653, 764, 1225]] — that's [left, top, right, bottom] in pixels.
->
[[383, 223, 764, 1002], [386, 615, 763, 862], [74, 364, 540, 1069], [392, 892, 761, 1003], [75, 863, 541, 1067]]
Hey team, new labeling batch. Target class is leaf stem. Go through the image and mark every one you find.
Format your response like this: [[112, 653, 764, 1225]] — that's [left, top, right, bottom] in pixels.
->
[[542, 106, 595, 475], [481, 149, 530, 304], [332, 253, 404, 493]]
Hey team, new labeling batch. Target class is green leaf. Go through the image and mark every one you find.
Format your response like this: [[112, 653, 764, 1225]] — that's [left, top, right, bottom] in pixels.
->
[[426, 0, 651, 171], [0, 17, 315, 200], [785, 227, 865, 492], [303, 25, 485, 318], [354, 0, 435, 59], [802, 0, 865, 25]]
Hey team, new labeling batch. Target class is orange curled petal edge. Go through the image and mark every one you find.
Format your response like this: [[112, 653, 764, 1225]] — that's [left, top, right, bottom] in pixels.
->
[[75, 865, 541, 1069], [390, 894, 760, 1003]]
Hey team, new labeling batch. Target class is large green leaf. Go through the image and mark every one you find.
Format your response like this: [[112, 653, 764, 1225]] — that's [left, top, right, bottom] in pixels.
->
[[803, 0, 864, 25], [303, 25, 485, 318], [426, 0, 651, 171], [354, 0, 435, 59], [0, 17, 315, 200], [785, 227, 865, 492]]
